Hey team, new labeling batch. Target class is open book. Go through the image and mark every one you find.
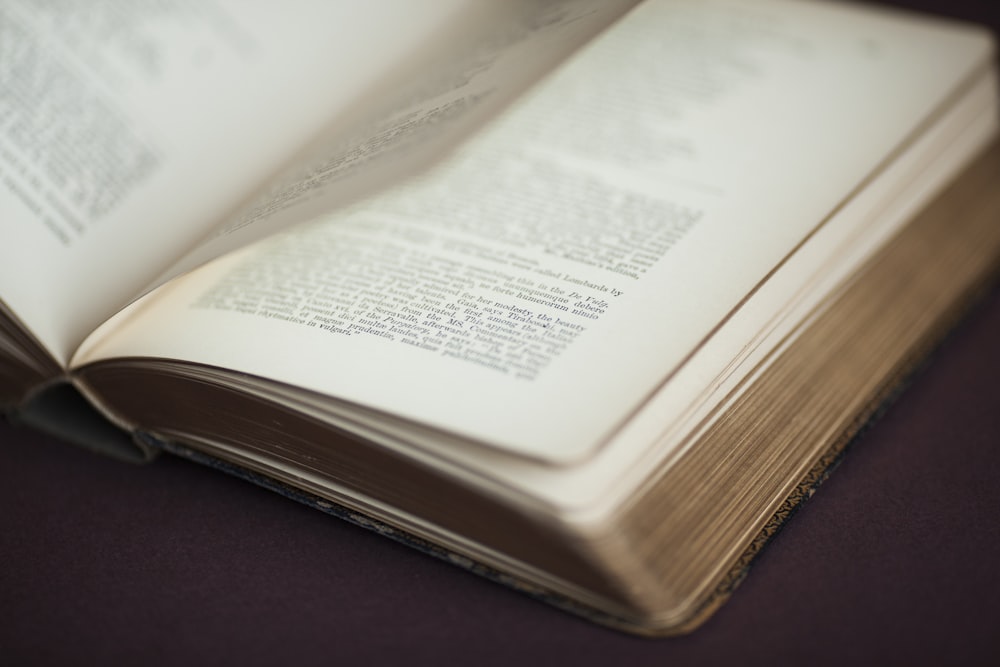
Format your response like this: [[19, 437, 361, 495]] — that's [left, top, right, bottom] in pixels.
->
[[2, 0, 999, 635]]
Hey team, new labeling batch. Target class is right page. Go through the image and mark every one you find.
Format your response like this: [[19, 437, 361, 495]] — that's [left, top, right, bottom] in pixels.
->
[[74, 0, 996, 464]]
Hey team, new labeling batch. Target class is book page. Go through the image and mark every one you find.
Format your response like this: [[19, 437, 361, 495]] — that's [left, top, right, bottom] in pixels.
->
[[0, 0, 481, 365], [158, 0, 639, 284], [75, 0, 994, 463]]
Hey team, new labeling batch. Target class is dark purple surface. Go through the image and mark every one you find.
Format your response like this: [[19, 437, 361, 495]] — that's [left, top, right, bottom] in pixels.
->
[[2, 2, 1000, 664]]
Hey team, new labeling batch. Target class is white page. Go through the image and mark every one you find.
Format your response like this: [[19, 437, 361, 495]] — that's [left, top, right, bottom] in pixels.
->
[[75, 0, 995, 464], [161, 0, 639, 283], [0, 0, 476, 364]]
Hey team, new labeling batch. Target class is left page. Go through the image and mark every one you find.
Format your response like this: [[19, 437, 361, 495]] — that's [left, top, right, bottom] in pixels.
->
[[0, 0, 476, 365]]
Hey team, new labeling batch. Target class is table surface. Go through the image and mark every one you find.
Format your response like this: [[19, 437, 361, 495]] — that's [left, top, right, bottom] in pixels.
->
[[3, 2, 1000, 665]]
